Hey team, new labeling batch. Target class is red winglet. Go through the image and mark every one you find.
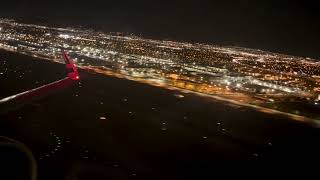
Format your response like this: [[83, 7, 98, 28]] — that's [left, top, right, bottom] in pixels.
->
[[62, 50, 80, 80]]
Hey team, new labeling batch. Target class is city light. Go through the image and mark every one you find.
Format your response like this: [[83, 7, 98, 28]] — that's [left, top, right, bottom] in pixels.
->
[[0, 18, 319, 119], [59, 34, 72, 39]]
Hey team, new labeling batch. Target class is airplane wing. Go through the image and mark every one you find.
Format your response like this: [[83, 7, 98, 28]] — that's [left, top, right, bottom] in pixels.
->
[[0, 51, 80, 113]]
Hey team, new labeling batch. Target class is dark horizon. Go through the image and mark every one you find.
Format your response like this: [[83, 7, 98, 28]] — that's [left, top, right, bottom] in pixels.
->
[[1, 0, 319, 58]]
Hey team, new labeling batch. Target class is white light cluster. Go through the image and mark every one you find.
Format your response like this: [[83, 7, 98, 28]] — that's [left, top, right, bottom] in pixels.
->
[[59, 34, 73, 39]]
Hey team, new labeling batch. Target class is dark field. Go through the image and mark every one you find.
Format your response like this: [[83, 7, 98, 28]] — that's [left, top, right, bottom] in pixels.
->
[[0, 50, 319, 179]]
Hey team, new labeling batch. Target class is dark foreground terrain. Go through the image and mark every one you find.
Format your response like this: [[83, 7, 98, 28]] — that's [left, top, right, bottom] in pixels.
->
[[0, 50, 319, 179]]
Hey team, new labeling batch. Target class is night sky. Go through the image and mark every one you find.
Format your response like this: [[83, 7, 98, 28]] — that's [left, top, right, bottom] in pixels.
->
[[1, 0, 319, 58]]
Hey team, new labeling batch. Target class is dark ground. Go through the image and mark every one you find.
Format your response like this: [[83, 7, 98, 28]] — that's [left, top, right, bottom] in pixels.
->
[[0, 50, 319, 179]]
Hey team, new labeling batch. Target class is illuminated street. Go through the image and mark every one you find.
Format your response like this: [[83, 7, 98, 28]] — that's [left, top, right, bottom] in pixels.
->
[[0, 19, 320, 123]]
